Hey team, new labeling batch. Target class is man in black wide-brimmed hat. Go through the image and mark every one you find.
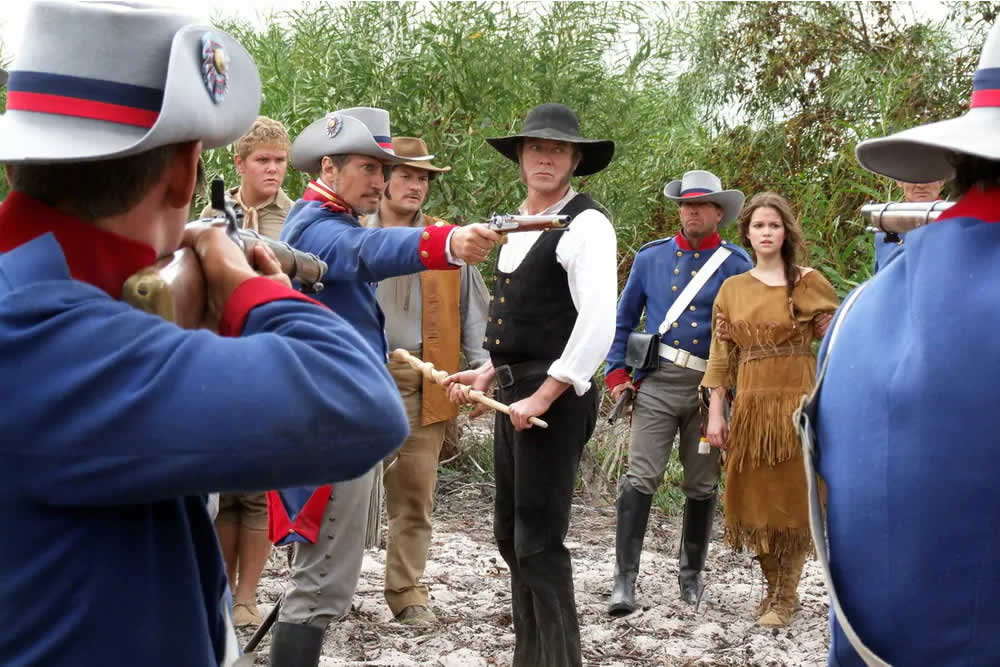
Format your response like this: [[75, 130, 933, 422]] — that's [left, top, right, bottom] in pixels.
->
[[446, 103, 618, 667]]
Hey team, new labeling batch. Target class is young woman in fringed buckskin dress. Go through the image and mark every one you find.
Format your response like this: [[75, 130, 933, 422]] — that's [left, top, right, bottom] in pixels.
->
[[701, 192, 839, 627]]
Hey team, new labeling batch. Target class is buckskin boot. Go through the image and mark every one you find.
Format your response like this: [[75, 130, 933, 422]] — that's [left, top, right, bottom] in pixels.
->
[[755, 552, 779, 618], [268, 621, 324, 667], [608, 477, 653, 616], [677, 493, 717, 605], [758, 549, 807, 627]]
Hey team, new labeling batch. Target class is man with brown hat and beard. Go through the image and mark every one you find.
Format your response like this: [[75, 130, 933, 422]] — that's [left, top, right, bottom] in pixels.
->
[[363, 137, 491, 626], [446, 103, 618, 667]]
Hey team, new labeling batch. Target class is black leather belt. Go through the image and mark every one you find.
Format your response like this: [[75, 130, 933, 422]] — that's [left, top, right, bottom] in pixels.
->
[[494, 359, 554, 389]]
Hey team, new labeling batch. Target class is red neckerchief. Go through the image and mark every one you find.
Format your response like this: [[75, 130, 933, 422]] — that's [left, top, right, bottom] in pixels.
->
[[935, 186, 1000, 224], [675, 231, 722, 251], [301, 179, 353, 215], [0, 191, 156, 299]]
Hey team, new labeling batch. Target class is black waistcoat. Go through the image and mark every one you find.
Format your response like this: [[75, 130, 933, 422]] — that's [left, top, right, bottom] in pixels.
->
[[484, 193, 606, 367]]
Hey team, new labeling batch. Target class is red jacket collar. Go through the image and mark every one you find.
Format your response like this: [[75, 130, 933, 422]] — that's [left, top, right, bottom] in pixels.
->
[[0, 191, 156, 299], [675, 231, 722, 251], [936, 186, 1000, 224]]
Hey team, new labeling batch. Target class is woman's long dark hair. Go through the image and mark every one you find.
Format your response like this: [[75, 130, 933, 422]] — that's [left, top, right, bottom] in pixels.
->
[[738, 192, 806, 305]]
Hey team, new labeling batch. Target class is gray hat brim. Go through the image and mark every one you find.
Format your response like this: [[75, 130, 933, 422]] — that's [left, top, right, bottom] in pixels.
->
[[0, 25, 260, 163], [291, 114, 432, 173], [853, 110, 1000, 183], [663, 181, 745, 228], [486, 130, 615, 176]]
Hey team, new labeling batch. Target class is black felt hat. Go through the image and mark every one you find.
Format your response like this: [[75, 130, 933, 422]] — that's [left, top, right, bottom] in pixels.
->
[[486, 103, 615, 176]]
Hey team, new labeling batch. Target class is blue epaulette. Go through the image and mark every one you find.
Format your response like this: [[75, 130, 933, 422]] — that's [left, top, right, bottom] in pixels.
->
[[720, 239, 752, 262], [637, 237, 672, 254]]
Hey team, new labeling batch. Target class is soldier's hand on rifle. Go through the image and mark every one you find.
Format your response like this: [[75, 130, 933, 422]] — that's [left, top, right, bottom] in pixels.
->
[[250, 243, 292, 289], [610, 380, 636, 402], [450, 224, 501, 265], [183, 224, 259, 324]]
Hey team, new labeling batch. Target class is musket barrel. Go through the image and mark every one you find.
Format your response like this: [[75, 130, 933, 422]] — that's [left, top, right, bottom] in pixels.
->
[[236, 229, 327, 290], [861, 200, 954, 234]]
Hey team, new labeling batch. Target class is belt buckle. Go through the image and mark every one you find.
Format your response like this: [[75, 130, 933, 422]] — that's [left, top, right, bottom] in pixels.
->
[[496, 364, 514, 388], [675, 348, 691, 368]]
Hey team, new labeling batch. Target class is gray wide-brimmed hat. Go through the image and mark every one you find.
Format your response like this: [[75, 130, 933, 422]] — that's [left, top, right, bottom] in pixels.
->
[[0, 1, 261, 164], [291, 107, 431, 173], [855, 19, 1000, 183], [486, 103, 615, 176], [663, 170, 745, 228]]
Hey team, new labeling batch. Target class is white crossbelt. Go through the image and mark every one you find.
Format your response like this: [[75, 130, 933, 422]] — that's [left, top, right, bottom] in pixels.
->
[[658, 342, 708, 372], [654, 245, 731, 374]]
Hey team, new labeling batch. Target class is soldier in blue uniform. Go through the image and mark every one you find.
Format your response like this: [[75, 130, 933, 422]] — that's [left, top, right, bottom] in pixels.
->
[[268, 107, 499, 666], [605, 170, 752, 614], [0, 3, 409, 666], [813, 18, 1000, 666]]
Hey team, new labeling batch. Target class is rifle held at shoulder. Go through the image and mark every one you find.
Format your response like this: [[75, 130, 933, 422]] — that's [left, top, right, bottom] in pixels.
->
[[122, 178, 328, 329]]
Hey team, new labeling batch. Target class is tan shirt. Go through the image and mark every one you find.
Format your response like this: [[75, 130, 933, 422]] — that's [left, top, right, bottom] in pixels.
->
[[200, 185, 293, 241]]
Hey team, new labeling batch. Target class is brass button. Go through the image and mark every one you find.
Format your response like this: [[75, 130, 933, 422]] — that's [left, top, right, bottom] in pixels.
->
[[673, 268, 679, 275], [691, 270, 697, 276], [490, 295, 494, 301], [671, 285, 678, 292], [420, 250, 429, 258], [694, 252, 700, 259], [689, 305, 696, 311], [483, 336, 488, 342], [495, 339, 500, 345], [691, 322, 698, 327], [693, 339, 699, 344], [498, 318, 503, 325], [676, 251, 682, 257], [500, 297, 505, 303], [505, 278, 511, 284], [488, 316, 492, 322], [672, 322, 679, 328], [673, 339, 680, 345], [421, 231, 430, 240]]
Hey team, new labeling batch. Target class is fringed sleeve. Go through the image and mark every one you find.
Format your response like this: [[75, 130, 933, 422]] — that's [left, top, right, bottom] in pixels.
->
[[700, 283, 738, 389], [796, 269, 840, 334]]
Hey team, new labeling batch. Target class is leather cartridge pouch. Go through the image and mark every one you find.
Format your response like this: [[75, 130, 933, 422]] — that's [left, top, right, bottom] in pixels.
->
[[625, 331, 660, 372]]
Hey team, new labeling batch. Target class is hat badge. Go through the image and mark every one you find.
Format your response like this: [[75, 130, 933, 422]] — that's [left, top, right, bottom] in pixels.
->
[[325, 113, 343, 139], [200, 32, 229, 104]]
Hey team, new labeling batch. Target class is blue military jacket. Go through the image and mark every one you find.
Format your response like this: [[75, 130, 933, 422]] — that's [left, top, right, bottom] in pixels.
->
[[0, 192, 408, 666], [275, 185, 459, 545], [605, 232, 751, 388], [816, 187, 1000, 666], [281, 194, 456, 362]]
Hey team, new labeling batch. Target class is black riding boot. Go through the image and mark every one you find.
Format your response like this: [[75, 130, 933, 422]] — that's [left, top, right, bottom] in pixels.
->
[[677, 493, 717, 605], [268, 621, 324, 667], [608, 477, 653, 616]]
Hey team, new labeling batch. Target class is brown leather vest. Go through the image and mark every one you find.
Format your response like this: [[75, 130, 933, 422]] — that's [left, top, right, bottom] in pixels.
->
[[418, 214, 461, 425]]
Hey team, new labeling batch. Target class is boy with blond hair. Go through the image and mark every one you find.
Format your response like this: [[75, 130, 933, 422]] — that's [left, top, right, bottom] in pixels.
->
[[201, 115, 293, 241]]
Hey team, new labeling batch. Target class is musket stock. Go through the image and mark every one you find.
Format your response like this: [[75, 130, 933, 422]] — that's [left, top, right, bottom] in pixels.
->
[[122, 248, 207, 329]]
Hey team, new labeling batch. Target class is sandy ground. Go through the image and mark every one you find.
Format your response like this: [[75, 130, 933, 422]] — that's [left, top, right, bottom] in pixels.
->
[[240, 477, 830, 666]]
